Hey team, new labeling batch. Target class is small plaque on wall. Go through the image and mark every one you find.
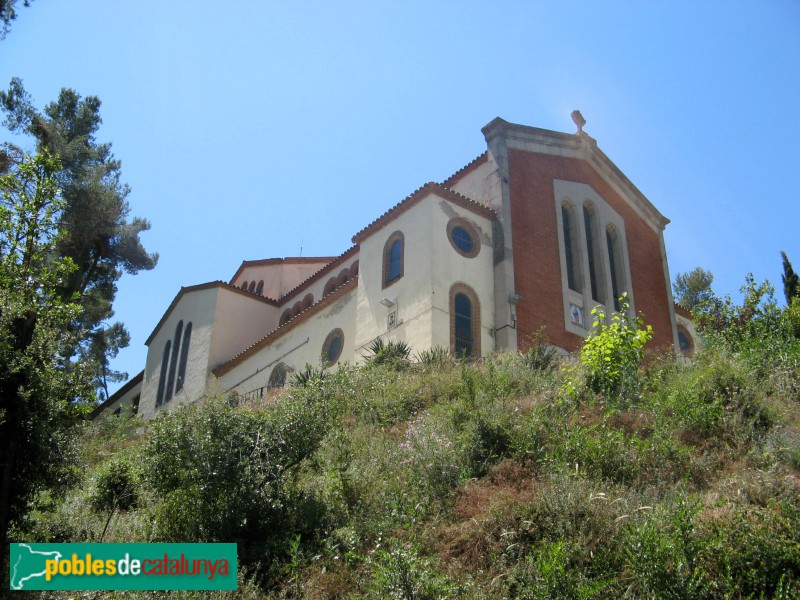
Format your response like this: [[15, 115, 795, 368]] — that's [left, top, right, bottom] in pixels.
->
[[387, 311, 397, 329], [569, 303, 584, 327]]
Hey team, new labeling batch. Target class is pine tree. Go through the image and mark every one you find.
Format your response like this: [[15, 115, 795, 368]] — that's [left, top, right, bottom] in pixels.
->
[[1, 78, 157, 399], [673, 267, 714, 311]]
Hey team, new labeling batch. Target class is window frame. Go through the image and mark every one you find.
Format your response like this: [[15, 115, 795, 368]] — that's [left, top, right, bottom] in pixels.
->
[[449, 283, 481, 357], [446, 217, 480, 258], [382, 231, 405, 288], [321, 328, 345, 366]]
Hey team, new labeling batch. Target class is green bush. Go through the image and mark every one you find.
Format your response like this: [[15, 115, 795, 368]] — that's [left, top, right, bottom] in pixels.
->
[[141, 395, 330, 570], [564, 294, 652, 405]]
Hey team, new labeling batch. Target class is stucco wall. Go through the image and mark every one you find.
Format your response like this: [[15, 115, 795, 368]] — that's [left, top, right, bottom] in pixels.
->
[[140, 287, 219, 419], [209, 290, 282, 370], [216, 288, 357, 397], [353, 197, 436, 357], [353, 191, 495, 358]]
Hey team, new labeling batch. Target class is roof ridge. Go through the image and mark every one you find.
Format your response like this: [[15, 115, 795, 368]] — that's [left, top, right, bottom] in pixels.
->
[[278, 245, 359, 303], [441, 151, 488, 187], [351, 182, 495, 244]]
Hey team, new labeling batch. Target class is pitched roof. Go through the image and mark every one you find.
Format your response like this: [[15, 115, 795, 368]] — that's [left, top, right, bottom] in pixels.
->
[[213, 276, 359, 377], [441, 152, 489, 188], [89, 370, 144, 419], [351, 181, 495, 244], [229, 256, 337, 285], [145, 281, 279, 346], [278, 245, 359, 304]]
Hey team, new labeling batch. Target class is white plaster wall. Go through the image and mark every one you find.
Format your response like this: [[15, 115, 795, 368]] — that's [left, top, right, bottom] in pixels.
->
[[353, 199, 436, 359], [231, 263, 286, 298], [140, 287, 219, 419], [209, 290, 283, 370], [429, 200, 495, 355], [231, 260, 331, 299], [216, 289, 357, 397], [448, 157, 502, 211], [280, 255, 360, 312]]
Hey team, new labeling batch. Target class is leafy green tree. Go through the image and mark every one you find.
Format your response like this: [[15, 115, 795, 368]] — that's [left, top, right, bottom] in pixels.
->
[[0, 148, 93, 579], [0, 78, 157, 399], [781, 250, 799, 305], [673, 266, 714, 311]]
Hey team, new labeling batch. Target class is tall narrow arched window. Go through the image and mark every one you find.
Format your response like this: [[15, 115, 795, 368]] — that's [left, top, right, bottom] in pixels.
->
[[583, 203, 605, 304], [165, 321, 183, 402], [156, 340, 171, 407], [561, 204, 582, 292], [175, 322, 192, 393], [382, 231, 404, 287], [279, 309, 292, 326], [450, 283, 481, 357], [255, 280, 264, 295], [606, 226, 624, 311]]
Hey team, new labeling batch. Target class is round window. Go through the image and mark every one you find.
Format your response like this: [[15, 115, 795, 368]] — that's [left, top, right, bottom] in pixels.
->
[[321, 328, 344, 366], [447, 218, 480, 258]]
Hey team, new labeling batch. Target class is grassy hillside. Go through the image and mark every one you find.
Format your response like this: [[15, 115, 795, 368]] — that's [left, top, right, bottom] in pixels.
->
[[17, 300, 800, 598]]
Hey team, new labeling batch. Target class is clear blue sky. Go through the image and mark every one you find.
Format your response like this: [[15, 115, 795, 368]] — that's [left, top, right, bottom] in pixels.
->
[[2, 1, 798, 396]]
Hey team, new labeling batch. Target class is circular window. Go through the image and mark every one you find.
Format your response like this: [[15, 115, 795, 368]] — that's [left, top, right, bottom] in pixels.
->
[[321, 328, 344, 366], [447, 218, 480, 258]]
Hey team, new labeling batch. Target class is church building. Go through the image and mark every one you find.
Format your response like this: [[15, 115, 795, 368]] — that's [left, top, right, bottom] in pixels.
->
[[95, 116, 696, 420]]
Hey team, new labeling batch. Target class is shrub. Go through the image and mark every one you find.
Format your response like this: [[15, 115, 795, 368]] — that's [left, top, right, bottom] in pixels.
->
[[564, 294, 652, 406], [364, 338, 411, 370], [89, 457, 140, 541], [141, 396, 330, 571]]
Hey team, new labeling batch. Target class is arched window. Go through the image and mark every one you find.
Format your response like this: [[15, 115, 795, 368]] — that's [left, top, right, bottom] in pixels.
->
[[156, 340, 171, 407], [323, 277, 337, 296], [255, 280, 264, 295], [349, 260, 359, 277], [561, 204, 582, 292], [248, 281, 256, 293], [583, 203, 605, 304], [336, 269, 349, 288], [291, 301, 302, 318], [450, 283, 481, 357], [279, 309, 292, 326], [321, 328, 344, 366], [606, 225, 625, 311], [301, 293, 314, 311], [383, 231, 404, 288], [268, 363, 289, 389], [175, 322, 192, 393], [240, 281, 248, 290], [677, 325, 694, 356], [165, 321, 183, 402]]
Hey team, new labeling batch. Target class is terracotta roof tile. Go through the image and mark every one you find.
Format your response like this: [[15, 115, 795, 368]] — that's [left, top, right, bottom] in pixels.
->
[[351, 182, 495, 244], [441, 152, 489, 187], [145, 281, 279, 346], [213, 277, 358, 377]]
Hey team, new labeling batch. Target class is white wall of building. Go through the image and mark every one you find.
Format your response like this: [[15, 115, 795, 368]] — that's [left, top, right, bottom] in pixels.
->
[[140, 287, 220, 419], [216, 288, 357, 397]]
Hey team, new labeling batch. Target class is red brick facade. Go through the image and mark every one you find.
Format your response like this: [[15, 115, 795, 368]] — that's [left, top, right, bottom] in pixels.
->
[[507, 149, 673, 352]]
